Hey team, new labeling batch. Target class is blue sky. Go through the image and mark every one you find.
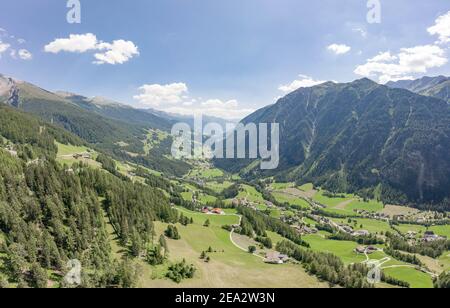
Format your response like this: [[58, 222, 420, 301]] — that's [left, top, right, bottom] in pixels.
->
[[0, 0, 449, 119]]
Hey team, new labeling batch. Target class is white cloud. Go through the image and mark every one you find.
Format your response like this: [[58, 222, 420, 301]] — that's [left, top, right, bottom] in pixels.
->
[[428, 11, 450, 44], [354, 45, 448, 83], [202, 99, 239, 109], [18, 49, 32, 60], [44, 33, 139, 65], [133, 83, 188, 108], [162, 103, 254, 120], [0, 41, 10, 58], [134, 83, 253, 119], [367, 51, 397, 63], [278, 75, 326, 93], [44, 33, 98, 53], [9, 49, 16, 59], [17, 38, 26, 44], [327, 43, 351, 55], [0, 41, 10, 53], [93, 40, 139, 65]]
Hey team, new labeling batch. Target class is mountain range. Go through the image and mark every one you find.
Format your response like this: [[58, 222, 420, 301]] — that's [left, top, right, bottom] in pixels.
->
[[386, 76, 450, 103], [218, 77, 450, 210], [2, 73, 450, 210], [0, 74, 190, 176]]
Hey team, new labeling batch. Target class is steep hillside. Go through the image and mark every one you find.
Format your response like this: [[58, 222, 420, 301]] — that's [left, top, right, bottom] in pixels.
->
[[0, 105, 178, 288], [57, 92, 173, 130], [218, 79, 450, 210], [0, 74, 190, 176]]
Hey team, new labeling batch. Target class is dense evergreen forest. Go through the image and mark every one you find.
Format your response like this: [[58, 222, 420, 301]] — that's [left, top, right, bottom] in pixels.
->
[[0, 106, 176, 287]]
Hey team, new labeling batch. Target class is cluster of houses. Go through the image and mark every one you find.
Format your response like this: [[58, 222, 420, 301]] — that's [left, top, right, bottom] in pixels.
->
[[231, 198, 258, 211], [355, 245, 379, 255], [201, 207, 225, 215], [73, 152, 91, 160], [355, 210, 389, 221], [422, 231, 446, 243], [294, 224, 318, 235], [405, 230, 446, 242], [352, 229, 370, 237], [264, 252, 290, 264]]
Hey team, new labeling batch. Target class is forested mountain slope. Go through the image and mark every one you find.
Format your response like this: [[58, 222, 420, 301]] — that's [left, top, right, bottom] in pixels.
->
[[0, 74, 190, 176], [218, 79, 450, 210], [56, 92, 173, 130], [0, 105, 178, 287]]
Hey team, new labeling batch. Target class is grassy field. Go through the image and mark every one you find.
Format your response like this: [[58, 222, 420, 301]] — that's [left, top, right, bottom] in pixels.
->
[[237, 184, 265, 204], [382, 267, 434, 289], [198, 193, 218, 204], [312, 190, 384, 216], [204, 181, 233, 194], [302, 234, 367, 264], [55, 142, 102, 169], [312, 191, 353, 207], [271, 192, 311, 210], [301, 233, 435, 288], [55, 142, 89, 156], [346, 199, 384, 213], [429, 225, 450, 238], [269, 182, 295, 190], [189, 167, 224, 179], [395, 224, 427, 237], [139, 208, 326, 288], [298, 183, 314, 191], [438, 251, 450, 271], [333, 218, 394, 235]]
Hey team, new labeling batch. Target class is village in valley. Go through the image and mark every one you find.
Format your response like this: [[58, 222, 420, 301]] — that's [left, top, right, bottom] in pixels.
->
[[3, 134, 447, 288], [164, 159, 450, 287]]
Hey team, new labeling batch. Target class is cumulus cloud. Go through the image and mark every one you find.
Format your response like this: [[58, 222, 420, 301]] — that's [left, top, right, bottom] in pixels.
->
[[133, 83, 188, 108], [0, 41, 10, 55], [327, 43, 351, 55], [18, 49, 32, 60], [278, 75, 326, 93], [44, 33, 139, 65], [134, 83, 253, 119], [93, 40, 139, 65], [354, 45, 447, 83], [367, 51, 397, 63], [44, 33, 98, 53], [428, 11, 450, 44], [355, 11, 450, 83]]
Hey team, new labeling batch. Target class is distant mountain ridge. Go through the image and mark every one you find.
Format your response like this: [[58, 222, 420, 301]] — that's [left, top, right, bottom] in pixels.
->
[[217, 78, 450, 210], [0, 73, 191, 176], [387, 76, 450, 102]]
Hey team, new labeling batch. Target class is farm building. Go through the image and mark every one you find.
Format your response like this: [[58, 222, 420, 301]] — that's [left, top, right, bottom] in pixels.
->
[[422, 231, 445, 242], [352, 230, 370, 237], [201, 207, 225, 215], [355, 245, 378, 254], [264, 252, 289, 264]]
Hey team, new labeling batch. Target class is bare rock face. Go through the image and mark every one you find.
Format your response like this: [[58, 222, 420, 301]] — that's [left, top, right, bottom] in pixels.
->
[[0, 74, 20, 107]]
